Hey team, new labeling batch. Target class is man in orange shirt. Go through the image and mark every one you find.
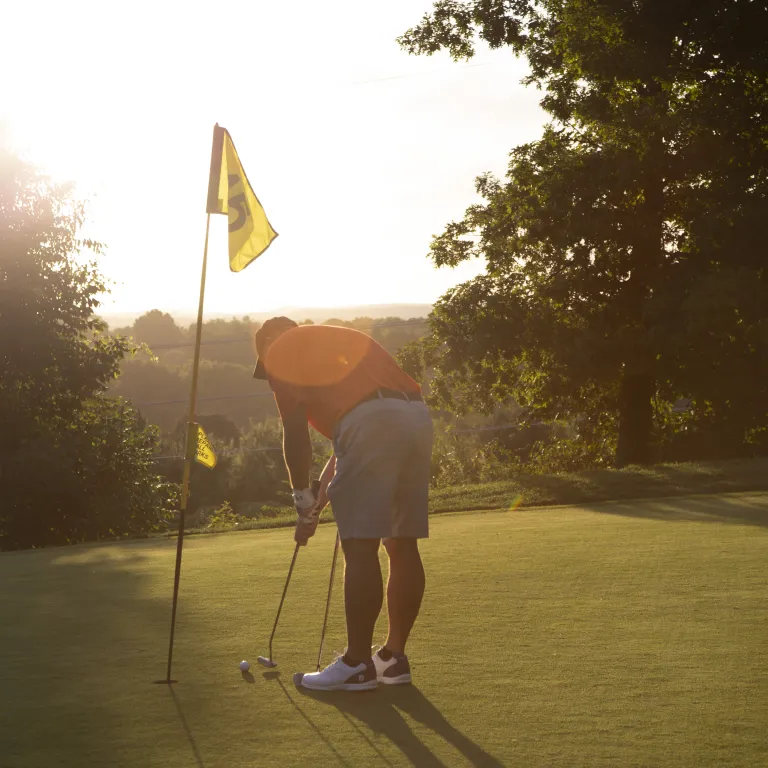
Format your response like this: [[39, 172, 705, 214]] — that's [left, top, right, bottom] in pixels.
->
[[253, 317, 433, 691]]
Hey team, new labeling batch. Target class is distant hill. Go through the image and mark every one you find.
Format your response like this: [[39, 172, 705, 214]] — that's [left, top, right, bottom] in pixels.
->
[[100, 303, 433, 329]]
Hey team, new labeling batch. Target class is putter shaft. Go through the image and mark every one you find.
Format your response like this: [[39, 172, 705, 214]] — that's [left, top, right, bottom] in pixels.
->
[[265, 541, 301, 665], [259, 480, 321, 667]]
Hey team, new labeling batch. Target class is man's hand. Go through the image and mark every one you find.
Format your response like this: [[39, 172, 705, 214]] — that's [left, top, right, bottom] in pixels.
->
[[293, 481, 321, 546], [295, 455, 335, 544]]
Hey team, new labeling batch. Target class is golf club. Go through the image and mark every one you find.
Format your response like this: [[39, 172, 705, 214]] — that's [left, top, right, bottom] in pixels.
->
[[257, 480, 321, 669], [257, 541, 300, 668], [316, 531, 341, 671]]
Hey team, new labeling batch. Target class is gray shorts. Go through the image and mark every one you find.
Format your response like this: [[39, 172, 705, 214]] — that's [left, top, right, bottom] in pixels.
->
[[327, 398, 433, 540]]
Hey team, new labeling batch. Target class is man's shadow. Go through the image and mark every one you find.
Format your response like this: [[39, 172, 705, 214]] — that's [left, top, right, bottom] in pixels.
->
[[291, 675, 505, 768]]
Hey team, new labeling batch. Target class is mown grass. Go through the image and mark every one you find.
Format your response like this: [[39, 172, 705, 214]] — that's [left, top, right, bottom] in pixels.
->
[[1, 493, 766, 767], [429, 456, 768, 514], [185, 457, 768, 536]]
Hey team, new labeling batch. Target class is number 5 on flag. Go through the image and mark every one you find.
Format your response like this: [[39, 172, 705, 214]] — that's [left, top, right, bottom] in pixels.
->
[[206, 124, 278, 272]]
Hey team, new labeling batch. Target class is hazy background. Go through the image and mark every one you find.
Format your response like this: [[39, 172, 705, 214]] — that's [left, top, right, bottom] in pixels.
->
[[1, 0, 546, 319]]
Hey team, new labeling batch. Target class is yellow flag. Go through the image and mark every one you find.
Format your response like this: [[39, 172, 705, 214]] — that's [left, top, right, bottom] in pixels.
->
[[194, 424, 217, 469], [206, 124, 278, 272]]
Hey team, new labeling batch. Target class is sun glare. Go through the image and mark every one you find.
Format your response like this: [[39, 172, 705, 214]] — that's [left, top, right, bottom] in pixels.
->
[[1, 1, 544, 318]]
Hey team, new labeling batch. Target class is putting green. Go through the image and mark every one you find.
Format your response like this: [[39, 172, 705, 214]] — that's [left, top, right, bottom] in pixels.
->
[[1, 493, 767, 767]]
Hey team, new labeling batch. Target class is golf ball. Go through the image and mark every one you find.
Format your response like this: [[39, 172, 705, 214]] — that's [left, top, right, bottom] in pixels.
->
[[239, 660, 250, 672]]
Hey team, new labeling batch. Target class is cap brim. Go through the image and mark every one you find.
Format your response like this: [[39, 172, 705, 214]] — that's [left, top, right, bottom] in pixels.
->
[[252, 359, 267, 380]]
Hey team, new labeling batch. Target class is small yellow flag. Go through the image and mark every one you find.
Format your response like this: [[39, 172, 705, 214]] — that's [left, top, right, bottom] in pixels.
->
[[194, 424, 217, 469], [206, 124, 278, 272]]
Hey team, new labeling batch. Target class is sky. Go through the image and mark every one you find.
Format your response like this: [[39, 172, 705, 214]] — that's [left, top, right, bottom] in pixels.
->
[[1, 0, 546, 317]]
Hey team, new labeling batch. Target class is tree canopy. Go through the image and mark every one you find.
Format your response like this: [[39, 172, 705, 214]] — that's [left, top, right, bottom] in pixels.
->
[[399, 0, 768, 465], [0, 151, 176, 549]]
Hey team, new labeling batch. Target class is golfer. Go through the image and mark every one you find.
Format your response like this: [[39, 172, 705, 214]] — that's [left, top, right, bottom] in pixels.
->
[[253, 317, 433, 691]]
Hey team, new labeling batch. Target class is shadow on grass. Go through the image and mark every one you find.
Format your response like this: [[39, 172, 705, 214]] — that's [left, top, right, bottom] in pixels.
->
[[0, 540, 209, 767], [274, 675, 504, 768], [584, 492, 768, 528], [274, 676, 355, 767], [430, 458, 768, 520], [169, 686, 205, 768]]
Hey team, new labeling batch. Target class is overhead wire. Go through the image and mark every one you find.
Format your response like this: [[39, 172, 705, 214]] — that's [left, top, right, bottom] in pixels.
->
[[142, 318, 429, 351], [129, 317, 430, 407]]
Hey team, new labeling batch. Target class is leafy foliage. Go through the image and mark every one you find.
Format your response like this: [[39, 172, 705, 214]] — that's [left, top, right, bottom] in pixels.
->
[[154, 419, 333, 518], [399, 0, 768, 466], [0, 151, 177, 550], [201, 500, 248, 531]]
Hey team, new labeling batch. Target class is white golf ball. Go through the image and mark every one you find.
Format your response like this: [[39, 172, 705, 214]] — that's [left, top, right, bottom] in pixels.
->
[[239, 660, 250, 672]]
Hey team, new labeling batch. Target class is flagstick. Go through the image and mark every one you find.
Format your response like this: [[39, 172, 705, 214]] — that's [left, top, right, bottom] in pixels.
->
[[160, 213, 211, 684]]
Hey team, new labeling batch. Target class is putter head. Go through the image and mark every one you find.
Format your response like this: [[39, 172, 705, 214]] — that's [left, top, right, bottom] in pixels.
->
[[257, 656, 277, 668]]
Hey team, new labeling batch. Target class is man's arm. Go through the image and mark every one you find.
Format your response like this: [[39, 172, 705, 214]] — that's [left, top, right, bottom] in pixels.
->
[[281, 405, 312, 490]]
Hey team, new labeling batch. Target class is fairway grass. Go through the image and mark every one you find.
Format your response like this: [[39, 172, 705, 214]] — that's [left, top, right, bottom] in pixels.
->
[[1, 493, 767, 767]]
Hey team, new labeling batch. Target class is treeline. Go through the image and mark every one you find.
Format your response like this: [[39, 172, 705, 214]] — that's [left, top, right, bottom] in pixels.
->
[[108, 311, 428, 433]]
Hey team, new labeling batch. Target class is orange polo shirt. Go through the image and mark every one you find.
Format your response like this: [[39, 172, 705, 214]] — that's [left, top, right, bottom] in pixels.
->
[[263, 325, 421, 438]]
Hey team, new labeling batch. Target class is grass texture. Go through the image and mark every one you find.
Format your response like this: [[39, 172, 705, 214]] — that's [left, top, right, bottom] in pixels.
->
[[1, 492, 767, 767]]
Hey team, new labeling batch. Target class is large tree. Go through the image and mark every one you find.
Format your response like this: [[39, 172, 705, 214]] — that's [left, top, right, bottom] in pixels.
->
[[399, 0, 768, 465], [0, 150, 176, 549]]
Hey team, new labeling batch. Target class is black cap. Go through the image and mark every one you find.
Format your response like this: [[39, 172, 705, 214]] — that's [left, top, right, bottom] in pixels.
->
[[252, 317, 298, 380]]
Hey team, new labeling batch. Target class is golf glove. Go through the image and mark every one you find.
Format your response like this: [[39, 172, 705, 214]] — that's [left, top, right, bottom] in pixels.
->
[[293, 483, 321, 546]]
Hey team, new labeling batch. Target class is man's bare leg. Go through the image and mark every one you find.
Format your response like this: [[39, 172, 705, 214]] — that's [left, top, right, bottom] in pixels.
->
[[383, 538, 425, 654], [341, 538, 383, 662]]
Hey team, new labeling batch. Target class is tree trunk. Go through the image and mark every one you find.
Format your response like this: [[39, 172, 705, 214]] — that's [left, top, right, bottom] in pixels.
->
[[615, 75, 666, 468], [615, 372, 655, 467]]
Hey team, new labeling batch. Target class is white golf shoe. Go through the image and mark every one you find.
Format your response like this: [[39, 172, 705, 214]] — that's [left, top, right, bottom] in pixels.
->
[[299, 655, 377, 691]]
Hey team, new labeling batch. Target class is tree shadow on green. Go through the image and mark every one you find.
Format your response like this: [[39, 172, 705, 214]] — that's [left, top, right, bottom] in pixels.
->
[[584, 493, 768, 528], [430, 458, 768, 517], [0, 541, 207, 767], [289, 678, 505, 767]]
